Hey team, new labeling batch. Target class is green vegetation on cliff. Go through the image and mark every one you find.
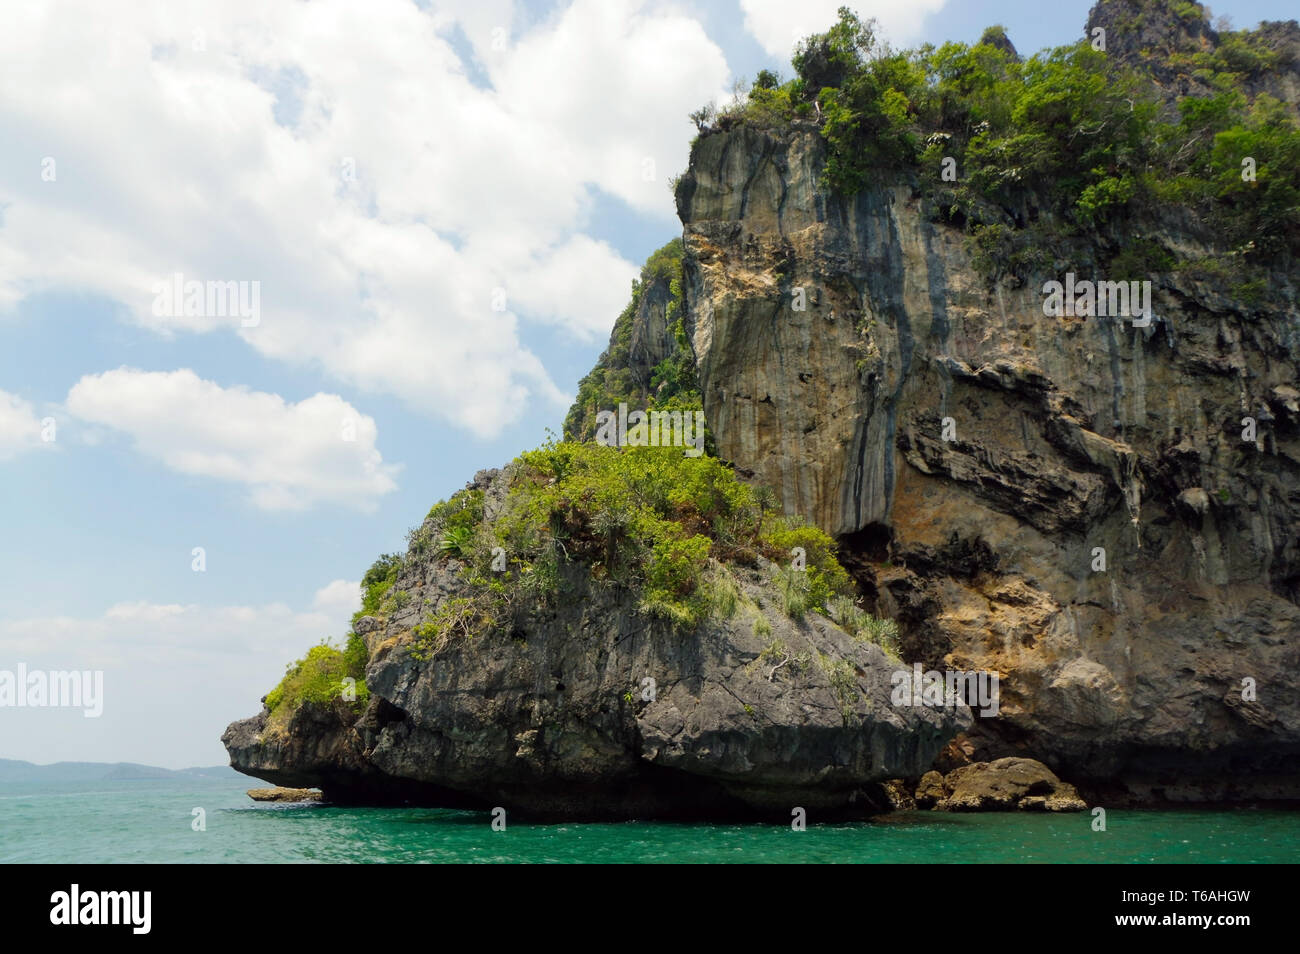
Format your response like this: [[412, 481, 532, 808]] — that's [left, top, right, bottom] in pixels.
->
[[264, 634, 370, 725], [563, 239, 703, 443], [368, 442, 872, 657], [262, 437, 900, 717], [354, 553, 403, 625], [706, 4, 1298, 278]]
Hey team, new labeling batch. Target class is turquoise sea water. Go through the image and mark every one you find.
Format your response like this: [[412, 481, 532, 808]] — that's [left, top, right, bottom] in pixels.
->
[[2, 777, 1297, 863]]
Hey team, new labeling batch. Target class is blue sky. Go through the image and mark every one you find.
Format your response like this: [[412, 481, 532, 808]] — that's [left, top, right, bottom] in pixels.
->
[[0, 0, 1291, 766]]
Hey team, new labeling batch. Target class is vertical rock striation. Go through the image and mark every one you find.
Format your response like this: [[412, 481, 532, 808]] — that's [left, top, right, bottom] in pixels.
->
[[674, 117, 1300, 802]]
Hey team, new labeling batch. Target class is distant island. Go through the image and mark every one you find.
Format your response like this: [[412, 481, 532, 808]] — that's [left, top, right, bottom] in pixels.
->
[[0, 759, 241, 783]]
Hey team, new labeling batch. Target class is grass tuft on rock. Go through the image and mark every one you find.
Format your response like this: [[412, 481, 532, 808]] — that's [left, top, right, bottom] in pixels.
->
[[264, 634, 370, 727]]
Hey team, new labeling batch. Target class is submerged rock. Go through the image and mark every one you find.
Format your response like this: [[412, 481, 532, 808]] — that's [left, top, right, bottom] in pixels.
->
[[246, 787, 323, 803]]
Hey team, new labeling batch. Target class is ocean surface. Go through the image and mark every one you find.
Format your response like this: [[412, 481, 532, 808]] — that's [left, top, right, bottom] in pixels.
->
[[2, 776, 1297, 863]]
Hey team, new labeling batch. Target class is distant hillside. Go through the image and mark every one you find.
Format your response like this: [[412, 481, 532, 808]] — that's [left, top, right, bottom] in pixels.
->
[[0, 759, 240, 782]]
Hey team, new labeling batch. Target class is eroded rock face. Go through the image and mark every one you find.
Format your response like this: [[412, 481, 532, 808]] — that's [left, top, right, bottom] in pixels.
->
[[675, 122, 1300, 802], [224, 503, 969, 819]]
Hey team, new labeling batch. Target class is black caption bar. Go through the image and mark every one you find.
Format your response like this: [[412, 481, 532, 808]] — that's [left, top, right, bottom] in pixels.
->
[[0, 863, 1279, 941]]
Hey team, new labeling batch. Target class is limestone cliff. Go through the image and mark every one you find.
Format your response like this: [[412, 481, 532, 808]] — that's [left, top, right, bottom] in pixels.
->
[[549, 0, 1300, 802], [666, 7, 1300, 802]]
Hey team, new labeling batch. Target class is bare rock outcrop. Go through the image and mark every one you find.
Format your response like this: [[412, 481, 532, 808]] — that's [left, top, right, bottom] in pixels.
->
[[915, 758, 1088, 812], [224, 516, 970, 819]]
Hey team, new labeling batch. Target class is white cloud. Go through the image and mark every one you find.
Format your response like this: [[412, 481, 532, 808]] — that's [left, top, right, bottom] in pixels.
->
[[0, 0, 730, 436], [312, 579, 361, 617], [65, 368, 399, 511], [492, 0, 729, 213], [738, 0, 949, 58], [508, 235, 642, 337], [0, 388, 49, 459], [0, 592, 359, 766]]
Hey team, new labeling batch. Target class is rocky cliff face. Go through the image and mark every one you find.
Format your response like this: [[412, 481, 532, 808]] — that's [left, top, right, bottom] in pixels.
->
[[1087, 0, 1300, 114], [563, 242, 687, 443], [224, 469, 967, 819], [673, 117, 1300, 802]]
